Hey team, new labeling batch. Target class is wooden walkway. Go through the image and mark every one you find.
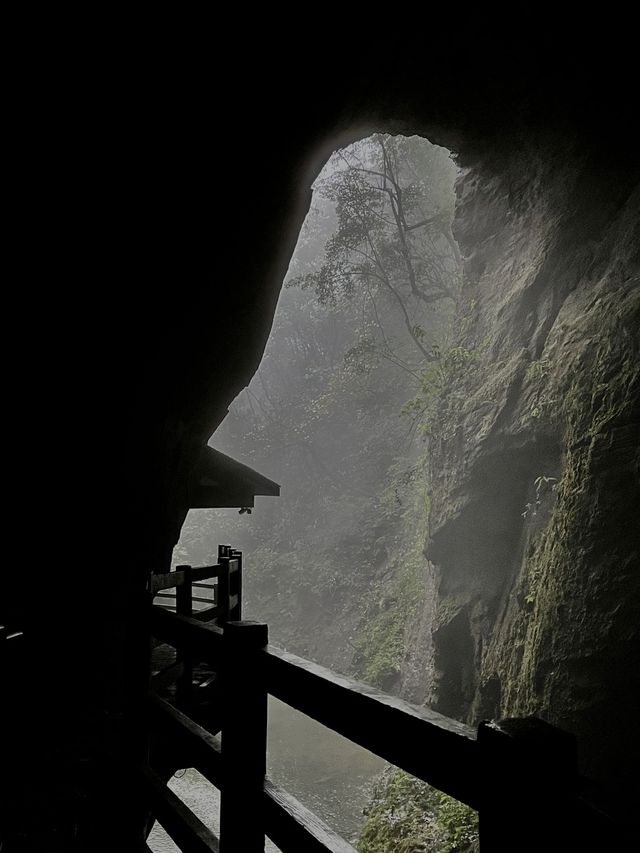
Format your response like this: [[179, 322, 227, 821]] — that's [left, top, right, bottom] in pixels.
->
[[143, 546, 622, 853]]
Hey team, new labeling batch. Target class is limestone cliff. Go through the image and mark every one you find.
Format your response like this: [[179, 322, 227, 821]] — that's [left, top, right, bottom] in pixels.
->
[[410, 141, 639, 810]]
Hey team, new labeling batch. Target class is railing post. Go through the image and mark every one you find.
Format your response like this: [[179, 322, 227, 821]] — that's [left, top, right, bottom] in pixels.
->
[[478, 717, 577, 852], [219, 620, 268, 853], [218, 551, 230, 625], [175, 565, 192, 705], [230, 549, 242, 622]]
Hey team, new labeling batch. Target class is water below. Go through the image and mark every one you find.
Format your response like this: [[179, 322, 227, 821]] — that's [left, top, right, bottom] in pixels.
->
[[148, 696, 385, 851]]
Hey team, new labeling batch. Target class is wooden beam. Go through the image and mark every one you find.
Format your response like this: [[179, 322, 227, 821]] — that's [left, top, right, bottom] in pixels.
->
[[229, 552, 242, 622], [152, 565, 222, 594], [176, 566, 193, 704], [149, 693, 222, 789], [263, 645, 480, 808], [217, 559, 230, 624], [140, 765, 219, 853], [264, 778, 357, 853], [151, 661, 184, 691], [192, 606, 220, 623], [219, 622, 268, 853], [150, 607, 223, 665]]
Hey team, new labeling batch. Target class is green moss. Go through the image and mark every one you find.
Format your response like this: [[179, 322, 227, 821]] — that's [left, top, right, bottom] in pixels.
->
[[353, 531, 426, 688], [353, 458, 429, 688], [495, 303, 640, 716], [357, 770, 478, 853]]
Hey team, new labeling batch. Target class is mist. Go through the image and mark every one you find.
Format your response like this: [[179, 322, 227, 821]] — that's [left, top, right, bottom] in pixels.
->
[[152, 135, 473, 849]]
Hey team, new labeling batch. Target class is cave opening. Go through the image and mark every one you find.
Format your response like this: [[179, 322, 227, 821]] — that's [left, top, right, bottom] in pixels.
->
[[149, 133, 470, 850], [147, 117, 639, 850], [5, 45, 638, 853]]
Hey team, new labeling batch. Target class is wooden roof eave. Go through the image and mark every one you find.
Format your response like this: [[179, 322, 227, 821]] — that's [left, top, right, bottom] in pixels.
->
[[187, 446, 280, 509]]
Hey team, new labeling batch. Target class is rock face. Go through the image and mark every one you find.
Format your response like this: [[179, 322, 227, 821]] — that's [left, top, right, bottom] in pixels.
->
[[419, 141, 639, 807]]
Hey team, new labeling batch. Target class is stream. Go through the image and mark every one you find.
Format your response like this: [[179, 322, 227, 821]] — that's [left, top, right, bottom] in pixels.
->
[[148, 696, 385, 851]]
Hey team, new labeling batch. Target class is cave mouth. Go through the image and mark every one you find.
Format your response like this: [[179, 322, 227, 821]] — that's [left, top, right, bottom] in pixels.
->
[[173, 132, 462, 646], [149, 133, 464, 851]]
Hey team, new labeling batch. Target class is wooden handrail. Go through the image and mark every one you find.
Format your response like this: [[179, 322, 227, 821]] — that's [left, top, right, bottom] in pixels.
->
[[147, 612, 620, 851], [155, 595, 216, 606], [149, 607, 478, 806], [151, 564, 227, 594], [145, 548, 622, 852], [263, 644, 480, 808]]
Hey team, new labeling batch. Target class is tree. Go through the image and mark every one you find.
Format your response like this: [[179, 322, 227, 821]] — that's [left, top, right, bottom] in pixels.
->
[[287, 135, 461, 372], [178, 134, 462, 663]]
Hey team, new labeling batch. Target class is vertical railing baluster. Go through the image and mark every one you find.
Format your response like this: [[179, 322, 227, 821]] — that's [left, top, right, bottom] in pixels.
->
[[218, 552, 230, 625], [230, 549, 242, 622], [175, 565, 192, 705], [219, 620, 268, 853]]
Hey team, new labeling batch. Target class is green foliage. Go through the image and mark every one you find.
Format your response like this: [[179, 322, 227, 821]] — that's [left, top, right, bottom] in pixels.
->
[[353, 459, 429, 688], [400, 344, 479, 437], [344, 336, 380, 375], [521, 475, 558, 521], [490, 290, 640, 718], [525, 358, 551, 381], [287, 134, 460, 369], [174, 130, 460, 711], [525, 358, 560, 423], [433, 793, 479, 852], [355, 603, 407, 690], [357, 770, 478, 853]]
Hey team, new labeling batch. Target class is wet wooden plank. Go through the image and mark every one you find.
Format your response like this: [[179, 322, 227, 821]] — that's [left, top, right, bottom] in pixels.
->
[[264, 778, 356, 853], [140, 764, 219, 853], [149, 693, 222, 788], [263, 645, 480, 808]]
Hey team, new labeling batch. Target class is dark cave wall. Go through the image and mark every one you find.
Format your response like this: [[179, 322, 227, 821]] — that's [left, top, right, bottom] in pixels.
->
[[5, 33, 639, 848], [419, 141, 640, 803]]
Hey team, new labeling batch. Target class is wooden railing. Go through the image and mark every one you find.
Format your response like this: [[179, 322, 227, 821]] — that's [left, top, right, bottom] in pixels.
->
[[142, 603, 621, 853], [151, 545, 242, 625]]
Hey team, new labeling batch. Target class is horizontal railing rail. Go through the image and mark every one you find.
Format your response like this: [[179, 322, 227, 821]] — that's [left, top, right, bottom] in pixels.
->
[[263, 644, 480, 808], [140, 764, 219, 853], [147, 608, 483, 851], [263, 779, 357, 853], [152, 565, 223, 594], [146, 566, 620, 851], [149, 606, 478, 805], [147, 692, 357, 853]]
